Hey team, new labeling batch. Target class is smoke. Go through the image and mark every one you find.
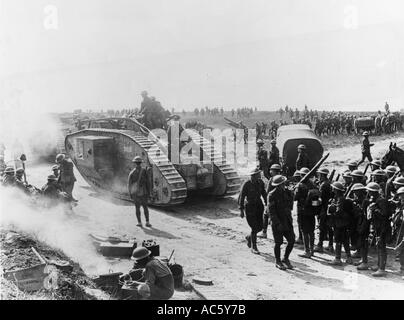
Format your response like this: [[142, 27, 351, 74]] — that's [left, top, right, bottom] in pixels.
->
[[0, 187, 112, 276]]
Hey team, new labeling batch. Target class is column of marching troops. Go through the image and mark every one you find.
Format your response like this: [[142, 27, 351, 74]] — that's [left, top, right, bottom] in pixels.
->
[[238, 137, 404, 278]]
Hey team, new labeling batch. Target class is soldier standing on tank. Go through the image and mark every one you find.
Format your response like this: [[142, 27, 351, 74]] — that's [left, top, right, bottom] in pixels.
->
[[256, 139, 270, 180], [357, 132, 374, 166], [296, 144, 311, 171], [268, 140, 280, 168], [365, 182, 390, 277], [128, 156, 151, 228], [56, 154, 77, 201], [328, 182, 353, 266], [267, 175, 295, 270], [314, 167, 334, 253], [239, 167, 267, 254]]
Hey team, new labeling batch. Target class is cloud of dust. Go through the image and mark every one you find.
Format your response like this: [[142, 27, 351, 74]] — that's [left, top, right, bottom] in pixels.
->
[[0, 187, 113, 277]]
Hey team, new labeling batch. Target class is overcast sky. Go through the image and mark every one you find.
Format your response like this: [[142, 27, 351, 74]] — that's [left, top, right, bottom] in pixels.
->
[[1, 0, 404, 112]]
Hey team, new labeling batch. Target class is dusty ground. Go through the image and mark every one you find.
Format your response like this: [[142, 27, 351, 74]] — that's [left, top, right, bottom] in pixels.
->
[[2, 131, 404, 300]]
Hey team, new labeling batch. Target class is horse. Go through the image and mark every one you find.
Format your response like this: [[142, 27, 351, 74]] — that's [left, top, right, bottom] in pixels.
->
[[381, 142, 404, 172]]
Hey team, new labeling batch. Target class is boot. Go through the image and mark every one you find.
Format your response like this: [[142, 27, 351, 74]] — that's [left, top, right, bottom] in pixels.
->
[[314, 244, 324, 253], [356, 262, 369, 270], [326, 245, 334, 253], [258, 230, 267, 239], [275, 260, 287, 270], [372, 269, 387, 277], [298, 251, 312, 259], [245, 235, 251, 248], [282, 258, 294, 270], [251, 248, 260, 255], [345, 257, 354, 265], [354, 259, 364, 266], [329, 258, 343, 266], [351, 250, 361, 259], [370, 265, 379, 272]]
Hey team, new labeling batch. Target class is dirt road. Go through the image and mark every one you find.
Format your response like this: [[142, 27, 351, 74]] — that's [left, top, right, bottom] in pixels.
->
[[2, 133, 404, 300]]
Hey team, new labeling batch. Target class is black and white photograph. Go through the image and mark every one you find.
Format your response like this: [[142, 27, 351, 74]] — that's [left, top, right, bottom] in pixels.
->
[[1, 0, 404, 306]]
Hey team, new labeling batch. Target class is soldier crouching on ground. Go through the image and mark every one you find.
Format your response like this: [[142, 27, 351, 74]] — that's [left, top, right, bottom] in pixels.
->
[[1, 166, 16, 186], [267, 175, 295, 270], [128, 156, 151, 228], [128, 247, 174, 300], [239, 167, 267, 254]]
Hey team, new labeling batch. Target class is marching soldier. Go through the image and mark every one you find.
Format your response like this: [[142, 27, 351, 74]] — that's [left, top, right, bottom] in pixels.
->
[[239, 167, 267, 254], [328, 182, 353, 265], [268, 140, 280, 168], [341, 170, 353, 189], [314, 167, 334, 253], [357, 131, 374, 166], [259, 164, 281, 239], [365, 182, 390, 277], [296, 144, 311, 171], [370, 170, 387, 196], [350, 170, 367, 187], [55, 154, 77, 201], [256, 139, 270, 179], [267, 175, 295, 270], [128, 156, 151, 227], [351, 183, 370, 269], [294, 167, 318, 258]]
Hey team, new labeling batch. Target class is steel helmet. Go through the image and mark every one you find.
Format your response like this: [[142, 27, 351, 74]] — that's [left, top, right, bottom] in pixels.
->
[[332, 181, 345, 192], [397, 187, 404, 195], [362, 131, 369, 136], [293, 170, 301, 178], [15, 168, 24, 175], [342, 170, 352, 178], [131, 247, 151, 261], [371, 159, 382, 167], [317, 167, 329, 175], [250, 167, 262, 176], [351, 170, 364, 178], [51, 165, 59, 171], [55, 153, 65, 163], [347, 160, 358, 168], [393, 176, 404, 186], [132, 156, 143, 163], [365, 182, 380, 192], [271, 175, 287, 187], [270, 164, 281, 171], [270, 140, 276, 144], [351, 183, 366, 192], [47, 174, 58, 181], [385, 166, 398, 174], [371, 169, 386, 177], [299, 167, 310, 176], [4, 166, 15, 174], [298, 144, 306, 150], [137, 283, 151, 298], [256, 139, 264, 145]]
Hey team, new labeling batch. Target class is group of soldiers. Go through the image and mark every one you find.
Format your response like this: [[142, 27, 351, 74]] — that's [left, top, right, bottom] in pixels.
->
[[239, 135, 404, 278], [1, 153, 77, 210]]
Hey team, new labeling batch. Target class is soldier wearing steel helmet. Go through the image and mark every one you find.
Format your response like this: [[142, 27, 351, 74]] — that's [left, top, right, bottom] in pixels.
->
[[370, 159, 382, 173], [394, 187, 404, 279], [347, 160, 358, 172], [384, 166, 398, 199], [128, 156, 151, 228], [267, 175, 295, 270], [239, 167, 267, 254], [357, 131, 374, 166], [256, 139, 270, 180], [370, 169, 387, 197], [2, 166, 16, 187], [129, 247, 174, 300], [350, 170, 367, 187], [55, 153, 77, 200], [341, 170, 353, 189], [296, 144, 311, 171], [365, 182, 390, 277], [327, 182, 353, 266], [314, 167, 334, 253]]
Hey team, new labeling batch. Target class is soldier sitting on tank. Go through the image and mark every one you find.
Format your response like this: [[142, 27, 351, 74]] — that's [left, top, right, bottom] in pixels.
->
[[129, 247, 174, 300], [296, 144, 311, 171], [128, 156, 151, 228]]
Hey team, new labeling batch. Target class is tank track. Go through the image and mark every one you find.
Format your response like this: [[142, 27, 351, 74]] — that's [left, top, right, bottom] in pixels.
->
[[185, 130, 241, 196]]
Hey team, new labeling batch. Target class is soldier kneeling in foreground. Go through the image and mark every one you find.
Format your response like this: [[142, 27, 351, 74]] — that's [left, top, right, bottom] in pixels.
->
[[128, 247, 174, 300]]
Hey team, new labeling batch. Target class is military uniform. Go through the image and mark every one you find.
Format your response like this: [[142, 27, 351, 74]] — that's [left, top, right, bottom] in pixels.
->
[[358, 137, 374, 166], [268, 145, 280, 168], [268, 186, 295, 266], [128, 166, 151, 225], [58, 159, 76, 198], [353, 195, 370, 265], [2, 174, 16, 187], [296, 152, 311, 171], [317, 179, 333, 249], [238, 177, 267, 251], [257, 147, 270, 179]]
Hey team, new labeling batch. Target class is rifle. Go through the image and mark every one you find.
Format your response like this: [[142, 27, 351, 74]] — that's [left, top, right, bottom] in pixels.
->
[[344, 183, 354, 198], [328, 169, 336, 182], [363, 163, 370, 175], [335, 174, 340, 182], [299, 152, 330, 184]]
